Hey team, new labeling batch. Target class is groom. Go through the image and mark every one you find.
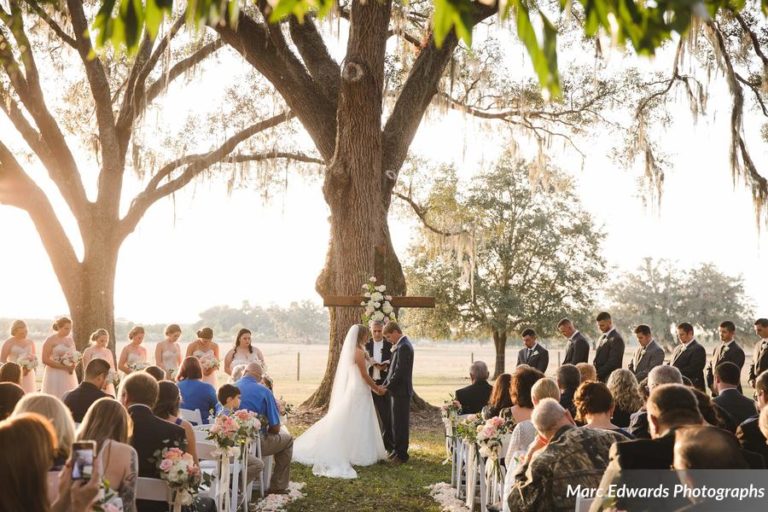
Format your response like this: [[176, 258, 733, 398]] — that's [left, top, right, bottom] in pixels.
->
[[380, 321, 414, 464]]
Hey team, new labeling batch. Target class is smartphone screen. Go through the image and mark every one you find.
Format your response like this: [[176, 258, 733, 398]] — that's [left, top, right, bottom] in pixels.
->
[[71, 441, 96, 481]]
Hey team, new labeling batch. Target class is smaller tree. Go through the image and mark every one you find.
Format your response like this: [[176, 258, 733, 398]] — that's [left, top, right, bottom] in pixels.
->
[[404, 156, 606, 377], [607, 259, 755, 350]]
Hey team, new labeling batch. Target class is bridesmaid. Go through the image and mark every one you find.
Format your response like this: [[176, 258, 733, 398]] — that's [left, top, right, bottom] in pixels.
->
[[0, 320, 38, 393], [82, 329, 117, 396], [223, 328, 266, 376], [118, 326, 148, 375], [41, 317, 79, 398], [155, 324, 182, 380], [186, 327, 219, 388]]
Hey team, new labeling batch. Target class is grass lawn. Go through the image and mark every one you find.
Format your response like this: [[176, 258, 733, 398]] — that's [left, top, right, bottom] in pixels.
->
[[285, 426, 449, 512]]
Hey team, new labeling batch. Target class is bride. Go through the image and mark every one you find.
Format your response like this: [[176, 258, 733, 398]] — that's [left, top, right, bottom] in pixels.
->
[[293, 324, 387, 478]]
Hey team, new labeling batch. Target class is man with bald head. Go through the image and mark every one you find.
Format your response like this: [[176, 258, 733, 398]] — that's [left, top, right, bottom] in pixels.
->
[[236, 361, 294, 494]]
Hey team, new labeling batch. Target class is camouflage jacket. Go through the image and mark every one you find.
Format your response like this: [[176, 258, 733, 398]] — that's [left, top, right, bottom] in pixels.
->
[[508, 425, 624, 512]]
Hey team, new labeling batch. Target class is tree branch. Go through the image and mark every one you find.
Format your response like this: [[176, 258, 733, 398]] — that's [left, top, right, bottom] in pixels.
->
[[22, 0, 77, 47], [393, 191, 468, 236], [0, 140, 82, 298], [288, 16, 341, 103], [216, 13, 336, 161], [225, 151, 324, 165], [145, 39, 224, 106], [119, 111, 294, 239]]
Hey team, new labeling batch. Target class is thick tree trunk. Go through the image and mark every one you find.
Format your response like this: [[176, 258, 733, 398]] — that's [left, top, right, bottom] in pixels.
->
[[492, 328, 508, 379], [68, 254, 118, 354]]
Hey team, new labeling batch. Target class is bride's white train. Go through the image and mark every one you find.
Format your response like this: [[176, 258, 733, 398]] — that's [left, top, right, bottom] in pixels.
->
[[292, 324, 387, 478]]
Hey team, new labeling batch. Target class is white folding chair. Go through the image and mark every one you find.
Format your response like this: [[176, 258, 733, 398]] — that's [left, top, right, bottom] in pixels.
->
[[137, 477, 172, 503], [180, 408, 204, 425]]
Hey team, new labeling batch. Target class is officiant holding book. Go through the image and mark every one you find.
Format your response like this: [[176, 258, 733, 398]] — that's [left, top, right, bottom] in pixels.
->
[[366, 320, 394, 453]]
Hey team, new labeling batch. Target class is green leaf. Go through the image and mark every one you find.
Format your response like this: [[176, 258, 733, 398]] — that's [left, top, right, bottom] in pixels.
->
[[513, 0, 560, 98], [270, 0, 302, 23]]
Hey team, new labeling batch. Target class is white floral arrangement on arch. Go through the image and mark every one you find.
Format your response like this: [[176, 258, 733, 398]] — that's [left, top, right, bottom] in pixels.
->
[[360, 276, 397, 324]]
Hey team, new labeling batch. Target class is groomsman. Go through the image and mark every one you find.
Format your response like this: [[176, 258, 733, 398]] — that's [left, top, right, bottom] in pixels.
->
[[627, 324, 664, 382], [706, 320, 745, 396], [748, 318, 768, 388], [593, 312, 625, 382], [516, 328, 549, 373], [671, 322, 707, 391], [366, 320, 394, 452], [557, 318, 590, 365]]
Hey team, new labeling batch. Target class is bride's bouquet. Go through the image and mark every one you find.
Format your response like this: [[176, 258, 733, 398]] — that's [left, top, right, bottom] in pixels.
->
[[360, 276, 397, 323], [155, 447, 208, 507], [16, 353, 39, 372], [54, 349, 82, 368], [198, 353, 220, 372], [106, 369, 120, 386]]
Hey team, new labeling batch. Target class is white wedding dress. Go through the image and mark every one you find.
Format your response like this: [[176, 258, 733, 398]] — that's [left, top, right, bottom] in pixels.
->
[[292, 325, 387, 478]]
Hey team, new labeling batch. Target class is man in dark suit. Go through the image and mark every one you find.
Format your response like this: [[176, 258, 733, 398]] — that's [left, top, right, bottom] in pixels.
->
[[516, 328, 549, 373], [736, 370, 768, 466], [556, 364, 580, 418], [706, 320, 745, 396], [557, 318, 590, 365], [120, 371, 188, 512], [628, 365, 684, 440], [366, 320, 393, 452], [748, 318, 768, 388], [63, 358, 111, 423], [454, 361, 492, 415], [713, 362, 757, 425], [593, 311, 625, 382], [382, 322, 414, 464], [670, 322, 707, 391], [627, 324, 665, 383]]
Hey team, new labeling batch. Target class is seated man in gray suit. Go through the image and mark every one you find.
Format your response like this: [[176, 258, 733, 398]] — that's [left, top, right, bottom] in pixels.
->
[[516, 328, 549, 374], [627, 324, 665, 382]]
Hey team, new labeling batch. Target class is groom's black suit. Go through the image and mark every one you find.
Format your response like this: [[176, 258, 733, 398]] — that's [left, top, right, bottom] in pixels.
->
[[366, 338, 394, 451], [383, 335, 414, 462]]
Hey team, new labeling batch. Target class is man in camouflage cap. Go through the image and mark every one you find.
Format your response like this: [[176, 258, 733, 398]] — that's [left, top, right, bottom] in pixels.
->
[[508, 398, 624, 511]]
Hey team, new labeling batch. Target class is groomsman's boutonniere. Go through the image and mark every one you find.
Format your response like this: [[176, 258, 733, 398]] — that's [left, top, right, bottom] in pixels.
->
[[531, 350, 539, 357], [723, 345, 730, 353], [639, 348, 646, 357]]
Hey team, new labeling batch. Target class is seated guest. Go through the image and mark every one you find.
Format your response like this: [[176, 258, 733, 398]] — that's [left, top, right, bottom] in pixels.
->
[[556, 364, 580, 419], [674, 425, 748, 469], [573, 381, 632, 438], [0, 361, 22, 385], [516, 329, 549, 373], [531, 378, 560, 404], [237, 362, 293, 494], [760, 406, 768, 442], [13, 393, 76, 470], [119, 372, 193, 512], [77, 398, 138, 512], [713, 361, 756, 426], [692, 387, 737, 433], [0, 413, 101, 512], [575, 362, 597, 383], [0, 382, 24, 420], [505, 366, 544, 427], [507, 399, 624, 511], [455, 361, 492, 415], [606, 369, 643, 428], [154, 381, 198, 464], [144, 365, 166, 381], [231, 364, 247, 383], [736, 370, 768, 464], [62, 358, 111, 423], [483, 373, 513, 418], [218, 383, 241, 415], [176, 356, 219, 424], [628, 365, 683, 440]]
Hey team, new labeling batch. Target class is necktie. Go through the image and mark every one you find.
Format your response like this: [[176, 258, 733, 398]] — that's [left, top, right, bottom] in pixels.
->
[[526, 348, 532, 362]]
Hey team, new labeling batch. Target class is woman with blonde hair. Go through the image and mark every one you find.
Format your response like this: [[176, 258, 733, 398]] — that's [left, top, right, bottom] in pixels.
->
[[77, 398, 138, 512], [82, 329, 117, 396], [13, 393, 76, 470], [118, 326, 148, 375], [606, 368, 644, 428], [155, 324, 183, 380], [41, 317, 78, 398], [531, 378, 561, 405], [1, 319, 38, 393]]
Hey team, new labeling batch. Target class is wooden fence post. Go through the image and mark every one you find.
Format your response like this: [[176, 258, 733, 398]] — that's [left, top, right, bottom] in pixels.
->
[[297, 352, 301, 381]]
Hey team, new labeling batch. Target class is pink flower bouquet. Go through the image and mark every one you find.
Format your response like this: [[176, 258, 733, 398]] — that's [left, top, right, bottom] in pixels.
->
[[156, 447, 205, 506]]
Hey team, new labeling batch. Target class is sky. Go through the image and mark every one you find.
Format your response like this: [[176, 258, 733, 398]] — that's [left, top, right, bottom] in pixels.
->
[[0, 23, 767, 326]]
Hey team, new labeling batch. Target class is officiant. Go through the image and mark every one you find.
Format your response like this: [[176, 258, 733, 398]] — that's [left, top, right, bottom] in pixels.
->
[[366, 320, 394, 453]]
